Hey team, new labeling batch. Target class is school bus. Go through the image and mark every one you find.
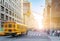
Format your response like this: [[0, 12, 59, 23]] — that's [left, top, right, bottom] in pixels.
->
[[3, 21, 28, 36]]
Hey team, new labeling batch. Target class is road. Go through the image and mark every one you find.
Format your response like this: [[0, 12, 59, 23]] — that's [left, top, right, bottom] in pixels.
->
[[0, 31, 60, 41]]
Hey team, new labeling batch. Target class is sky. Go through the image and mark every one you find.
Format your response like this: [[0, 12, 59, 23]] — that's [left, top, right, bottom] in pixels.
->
[[29, 0, 45, 29], [29, 0, 45, 14]]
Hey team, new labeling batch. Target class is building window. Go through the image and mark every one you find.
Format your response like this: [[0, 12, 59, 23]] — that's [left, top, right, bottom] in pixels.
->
[[5, 24, 7, 27], [1, 14, 4, 20], [9, 24, 12, 28], [11, 18, 13, 21], [6, 15, 8, 21], [15, 20, 16, 22], [5, 9, 8, 13], [9, 17, 11, 21], [1, 22, 4, 27], [9, 11, 11, 15], [11, 12, 13, 16], [15, 14, 16, 17], [5, 2, 8, 8], [12, 18, 14, 21], [12, 12, 14, 16], [1, 6, 4, 11]]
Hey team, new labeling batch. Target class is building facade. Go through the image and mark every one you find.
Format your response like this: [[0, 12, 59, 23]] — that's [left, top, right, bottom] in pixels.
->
[[0, 0, 23, 31], [43, 0, 51, 31], [44, 0, 60, 31], [23, 0, 32, 28], [23, 0, 31, 16], [51, 0, 60, 30]]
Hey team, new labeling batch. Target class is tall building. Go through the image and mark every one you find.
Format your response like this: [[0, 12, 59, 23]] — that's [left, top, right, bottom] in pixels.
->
[[23, 0, 32, 28], [44, 0, 60, 31], [23, 0, 39, 29], [23, 0, 31, 16], [0, 0, 23, 31], [51, 0, 60, 30], [43, 0, 51, 31]]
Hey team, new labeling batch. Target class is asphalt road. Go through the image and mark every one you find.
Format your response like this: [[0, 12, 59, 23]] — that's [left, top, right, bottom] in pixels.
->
[[0, 31, 53, 41]]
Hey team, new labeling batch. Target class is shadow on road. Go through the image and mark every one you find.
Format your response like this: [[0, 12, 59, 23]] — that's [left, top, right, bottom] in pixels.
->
[[6, 35, 27, 38]]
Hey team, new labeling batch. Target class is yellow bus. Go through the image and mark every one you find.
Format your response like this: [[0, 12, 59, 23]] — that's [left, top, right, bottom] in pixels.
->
[[3, 21, 28, 36]]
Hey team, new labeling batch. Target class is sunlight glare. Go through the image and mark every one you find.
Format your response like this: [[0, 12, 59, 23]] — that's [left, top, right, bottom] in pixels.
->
[[33, 13, 43, 30]]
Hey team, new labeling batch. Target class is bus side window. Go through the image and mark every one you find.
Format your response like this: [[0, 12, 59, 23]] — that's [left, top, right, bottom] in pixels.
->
[[9, 24, 12, 28], [5, 24, 7, 27]]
